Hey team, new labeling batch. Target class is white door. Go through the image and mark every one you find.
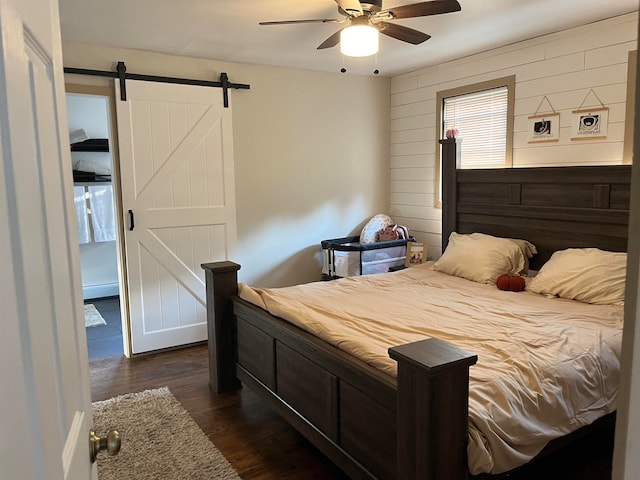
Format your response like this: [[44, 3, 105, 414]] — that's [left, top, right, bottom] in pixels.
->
[[116, 80, 237, 354], [0, 0, 96, 478]]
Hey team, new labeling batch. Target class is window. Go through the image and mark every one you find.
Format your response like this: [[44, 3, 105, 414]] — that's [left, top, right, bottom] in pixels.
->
[[435, 75, 515, 206], [443, 87, 508, 168]]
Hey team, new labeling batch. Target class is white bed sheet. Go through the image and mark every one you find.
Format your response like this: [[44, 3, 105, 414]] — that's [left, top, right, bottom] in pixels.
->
[[238, 262, 622, 474]]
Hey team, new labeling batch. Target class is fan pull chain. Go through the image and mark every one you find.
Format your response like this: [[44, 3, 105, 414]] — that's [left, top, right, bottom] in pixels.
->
[[338, 53, 381, 75]]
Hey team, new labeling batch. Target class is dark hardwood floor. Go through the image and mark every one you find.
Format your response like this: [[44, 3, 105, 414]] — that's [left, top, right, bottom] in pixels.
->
[[85, 296, 124, 359], [89, 344, 349, 479], [89, 344, 614, 480]]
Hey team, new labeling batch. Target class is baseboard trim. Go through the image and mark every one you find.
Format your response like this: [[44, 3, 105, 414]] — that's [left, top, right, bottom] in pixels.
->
[[83, 283, 119, 300]]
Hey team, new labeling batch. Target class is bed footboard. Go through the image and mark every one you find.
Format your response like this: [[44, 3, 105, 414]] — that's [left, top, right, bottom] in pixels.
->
[[202, 261, 477, 480], [202, 260, 241, 392], [390, 339, 477, 479]]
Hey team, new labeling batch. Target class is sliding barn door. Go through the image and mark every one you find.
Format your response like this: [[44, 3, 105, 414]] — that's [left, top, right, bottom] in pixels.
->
[[115, 80, 237, 354]]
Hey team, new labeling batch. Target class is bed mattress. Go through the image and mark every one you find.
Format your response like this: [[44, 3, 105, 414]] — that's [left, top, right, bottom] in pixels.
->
[[238, 262, 623, 474]]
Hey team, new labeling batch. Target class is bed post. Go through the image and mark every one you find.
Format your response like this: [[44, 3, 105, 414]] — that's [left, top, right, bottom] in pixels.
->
[[389, 338, 477, 480], [440, 138, 462, 253], [201, 261, 242, 393]]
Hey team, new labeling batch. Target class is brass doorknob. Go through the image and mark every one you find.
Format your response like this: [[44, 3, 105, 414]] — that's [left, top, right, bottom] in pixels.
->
[[89, 429, 121, 463]]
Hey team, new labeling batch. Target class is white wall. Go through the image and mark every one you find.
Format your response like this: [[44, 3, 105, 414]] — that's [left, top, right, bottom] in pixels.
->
[[66, 93, 119, 299], [61, 43, 391, 287], [390, 13, 638, 259]]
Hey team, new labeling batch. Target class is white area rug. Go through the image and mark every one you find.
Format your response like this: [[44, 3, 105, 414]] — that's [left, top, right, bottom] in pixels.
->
[[92, 387, 241, 480], [84, 303, 107, 327]]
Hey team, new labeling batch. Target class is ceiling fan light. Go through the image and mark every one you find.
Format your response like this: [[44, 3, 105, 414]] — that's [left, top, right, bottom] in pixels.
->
[[340, 25, 379, 57]]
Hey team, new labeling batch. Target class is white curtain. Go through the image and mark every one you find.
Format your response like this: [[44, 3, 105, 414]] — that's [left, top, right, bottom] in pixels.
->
[[74, 186, 91, 244], [88, 185, 116, 242]]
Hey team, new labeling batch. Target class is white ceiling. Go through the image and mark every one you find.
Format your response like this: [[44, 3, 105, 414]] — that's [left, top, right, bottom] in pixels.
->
[[58, 0, 639, 77]]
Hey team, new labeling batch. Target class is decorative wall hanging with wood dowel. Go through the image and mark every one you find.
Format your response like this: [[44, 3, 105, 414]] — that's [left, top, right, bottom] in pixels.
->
[[527, 95, 560, 144], [570, 89, 608, 141]]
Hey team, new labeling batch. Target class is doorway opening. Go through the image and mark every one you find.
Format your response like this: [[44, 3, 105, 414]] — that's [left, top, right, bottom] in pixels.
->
[[66, 84, 129, 359]]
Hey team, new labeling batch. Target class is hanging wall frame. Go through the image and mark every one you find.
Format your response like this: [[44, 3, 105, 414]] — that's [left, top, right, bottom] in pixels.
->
[[527, 96, 560, 143], [570, 89, 608, 141]]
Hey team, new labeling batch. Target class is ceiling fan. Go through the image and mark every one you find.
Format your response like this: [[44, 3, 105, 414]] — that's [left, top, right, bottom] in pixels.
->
[[259, 0, 462, 56]]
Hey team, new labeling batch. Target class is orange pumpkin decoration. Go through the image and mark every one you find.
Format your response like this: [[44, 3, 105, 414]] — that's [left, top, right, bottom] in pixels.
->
[[496, 274, 526, 292]]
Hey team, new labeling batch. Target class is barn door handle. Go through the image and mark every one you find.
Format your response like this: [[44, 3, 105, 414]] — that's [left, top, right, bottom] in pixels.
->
[[128, 209, 135, 231]]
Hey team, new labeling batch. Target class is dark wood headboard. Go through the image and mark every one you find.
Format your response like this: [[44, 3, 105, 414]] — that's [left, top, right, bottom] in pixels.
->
[[440, 139, 631, 270]]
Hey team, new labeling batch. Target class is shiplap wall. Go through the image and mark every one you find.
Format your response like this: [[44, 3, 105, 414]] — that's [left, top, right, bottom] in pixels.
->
[[390, 13, 638, 259]]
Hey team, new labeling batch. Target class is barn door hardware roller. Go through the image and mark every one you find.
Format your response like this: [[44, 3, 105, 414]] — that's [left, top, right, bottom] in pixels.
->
[[63, 61, 250, 108]]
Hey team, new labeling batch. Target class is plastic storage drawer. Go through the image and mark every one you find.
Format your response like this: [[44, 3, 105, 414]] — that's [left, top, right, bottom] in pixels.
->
[[321, 235, 412, 280]]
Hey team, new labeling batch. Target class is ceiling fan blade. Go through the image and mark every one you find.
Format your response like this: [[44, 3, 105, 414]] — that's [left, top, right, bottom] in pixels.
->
[[335, 0, 364, 16], [259, 18, 342, 26], [380, 0, 461, 20], [377, 22, 431, 45], [317, 29, 344, 49]]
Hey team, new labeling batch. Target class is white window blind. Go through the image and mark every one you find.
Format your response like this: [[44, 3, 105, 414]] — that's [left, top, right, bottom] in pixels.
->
[[443, 86, 508, 168]]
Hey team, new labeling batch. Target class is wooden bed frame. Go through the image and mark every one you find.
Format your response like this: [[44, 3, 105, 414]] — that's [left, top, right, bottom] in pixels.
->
[[202, 138, 630, 480]]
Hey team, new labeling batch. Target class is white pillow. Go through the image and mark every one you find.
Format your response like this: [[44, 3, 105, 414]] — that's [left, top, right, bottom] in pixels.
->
[[360, 214, 393, 244], [509, 238, 537, 259], [434, 232, 526, 284], [526, 248, 627, 305], [505, 238, 537, 274]]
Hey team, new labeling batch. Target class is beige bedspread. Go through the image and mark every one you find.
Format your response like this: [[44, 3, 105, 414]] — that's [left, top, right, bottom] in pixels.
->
[[238, 263, 623, 475]]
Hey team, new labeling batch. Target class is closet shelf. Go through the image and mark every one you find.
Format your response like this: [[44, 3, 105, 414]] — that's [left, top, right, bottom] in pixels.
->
[[70, 138, 109, 152], [73, 170, 111, 183]]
